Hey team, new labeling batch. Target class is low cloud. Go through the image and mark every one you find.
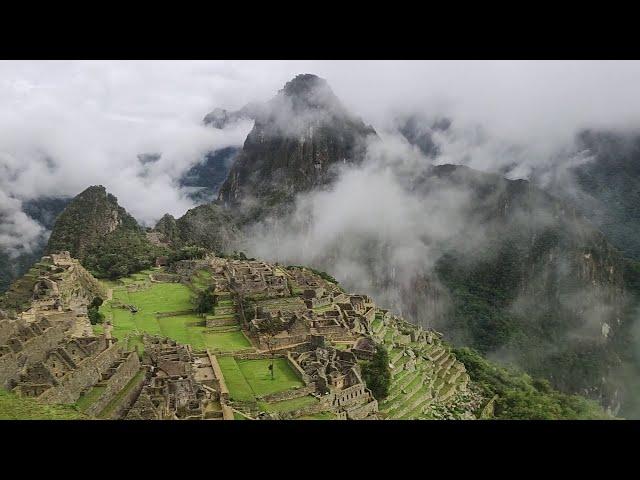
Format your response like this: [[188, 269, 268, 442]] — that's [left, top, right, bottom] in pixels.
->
[[0, 190, 46, 256]]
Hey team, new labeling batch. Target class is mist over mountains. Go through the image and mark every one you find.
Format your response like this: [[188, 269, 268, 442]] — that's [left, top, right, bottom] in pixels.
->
[[4, 62, 640, 416]]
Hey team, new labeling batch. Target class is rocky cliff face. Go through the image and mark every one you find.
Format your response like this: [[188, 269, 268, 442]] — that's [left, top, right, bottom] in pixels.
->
[[179, 147, 239, 203], [153, 204, 239, 254], [217, 74, 377, 213]]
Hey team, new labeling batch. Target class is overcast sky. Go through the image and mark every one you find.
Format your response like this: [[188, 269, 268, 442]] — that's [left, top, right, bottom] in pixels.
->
[[2, 60, 640, 235]]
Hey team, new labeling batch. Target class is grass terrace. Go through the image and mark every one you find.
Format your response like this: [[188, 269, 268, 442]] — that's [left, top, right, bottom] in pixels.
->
[[98, 272, 251, 353], [237, 358, 304, 397], [0, 389, 86, 420], [217, 356, 306, 405]]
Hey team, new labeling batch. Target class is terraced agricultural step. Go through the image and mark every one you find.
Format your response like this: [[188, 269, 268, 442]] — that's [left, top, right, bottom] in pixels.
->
[[446, 366, 463, 385], [372, 320, 385, 334], [399, 394, 433, 419], [384, 371, 421, 405], [396, 375, 425, 401], [390, 386, 431, 419], [390, 349, 404, 364], [393, 369, 421, 391], [376, 326, 388, 341], [206, 316, 237, 327], [384, 378, 429, 416], [392, 369, 411, 384], [441, 356, 456, 371], [207, 325, 241, 333], [390, 356, 411, 376], [431, 348, 447, 364], [384, 329, 397, 343], [438, 383, 457, 402], [436, 352, 452, 368]]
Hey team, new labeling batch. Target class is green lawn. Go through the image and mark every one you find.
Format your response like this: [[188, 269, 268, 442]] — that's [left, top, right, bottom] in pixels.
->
[[98, 280, 251, 353], [237, 358, 304, 397], [217, 357, 305, 403], [217, 356, 256, 403], [0, 389, 86, 420], [192, 269, 212, 290], [157, 315, 251, 352]]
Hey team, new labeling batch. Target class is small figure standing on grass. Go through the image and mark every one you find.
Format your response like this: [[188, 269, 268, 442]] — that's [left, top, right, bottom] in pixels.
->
[[259, 314, 283, 381]]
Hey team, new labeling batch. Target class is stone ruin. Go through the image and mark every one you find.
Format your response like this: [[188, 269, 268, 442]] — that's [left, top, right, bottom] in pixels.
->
[[126, 335, 229, 420], [288, 336, 378, 420], [0, 252, 145, 418], [248, 308, 311, 350], [0, 251, 483, 420], [227, 259, 289, 299]]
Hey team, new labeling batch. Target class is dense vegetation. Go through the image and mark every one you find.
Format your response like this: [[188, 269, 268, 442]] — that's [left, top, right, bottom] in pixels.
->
[[194, 286, 216, 314], [572, 129, 640, 260], [167, 246, 207, 264], [361, 346, 392, 400], [44, 185, 165, 280], [454, 347, 610, 419], [82, 229, 165, 279], [87, 297, 104, 325]]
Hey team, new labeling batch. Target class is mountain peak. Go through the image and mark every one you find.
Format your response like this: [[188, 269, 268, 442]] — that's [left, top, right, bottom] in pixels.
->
[[47, 185, 140, 260], [276, 73, 342, 113], [281, 73, 326, 96], [217, 74, 376, 209]]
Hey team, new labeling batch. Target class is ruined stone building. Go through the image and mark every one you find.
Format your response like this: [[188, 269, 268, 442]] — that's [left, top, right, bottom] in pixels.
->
[[289, 336, 378, 420], [126, 335, 228, 420]]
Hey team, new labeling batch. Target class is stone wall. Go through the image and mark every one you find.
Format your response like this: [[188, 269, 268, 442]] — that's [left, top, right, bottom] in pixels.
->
[[286, 352, 313, 385], [258, 384, 316, 403], [278, 400, 331, 419], [0, 319, 18, 345], [345, 399, 378, 420], [0, 321, 69, 389], [85, 351, 141, 417], [232, 351, 286, 361], [330, 383, 369, 408], [100, 369, 147, 420], [256, 334, 308, 350], [208, 352, 229, 402], [150, 273, 179, 283], [38, 341, 123, 404], [155, 310, 195, 318]]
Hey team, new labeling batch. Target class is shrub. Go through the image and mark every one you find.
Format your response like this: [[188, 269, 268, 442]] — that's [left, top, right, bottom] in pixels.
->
[[362, 345, 392, 400]]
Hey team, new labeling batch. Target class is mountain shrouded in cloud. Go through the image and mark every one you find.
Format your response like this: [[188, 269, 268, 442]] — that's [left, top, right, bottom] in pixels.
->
[[5, 62, 640, 417], [217, 74, 377, 212]]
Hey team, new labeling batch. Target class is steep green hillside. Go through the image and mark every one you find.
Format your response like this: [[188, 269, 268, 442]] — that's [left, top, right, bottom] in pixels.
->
[[454, 348, 611, 419], [417, 165, 634, 412], [47, 185, 165, 279], [571, 129, 640, 260], [153, 204, 239, 254]]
